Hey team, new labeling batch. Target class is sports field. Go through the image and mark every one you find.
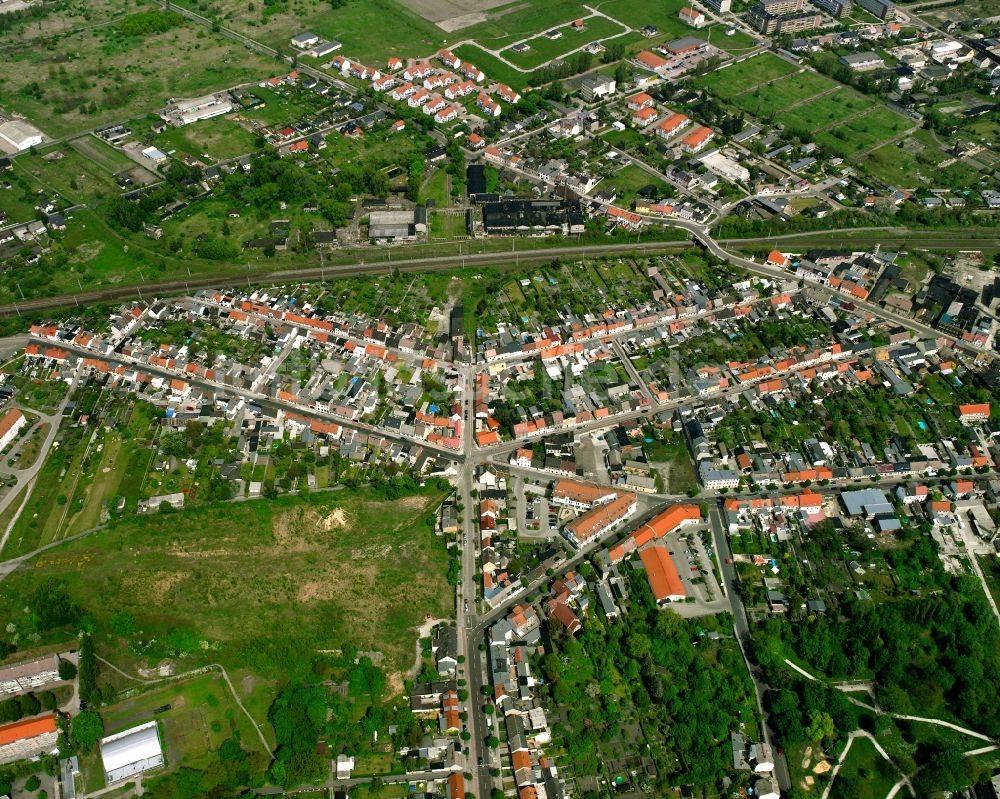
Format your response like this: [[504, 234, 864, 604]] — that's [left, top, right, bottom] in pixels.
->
[[0, 487, 453, 676]]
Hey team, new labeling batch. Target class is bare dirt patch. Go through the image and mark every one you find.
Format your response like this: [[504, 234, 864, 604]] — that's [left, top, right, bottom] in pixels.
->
[[272, 506, 353, 547]]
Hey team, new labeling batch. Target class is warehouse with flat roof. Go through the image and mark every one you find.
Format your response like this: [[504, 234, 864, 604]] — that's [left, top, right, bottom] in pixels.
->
[[100, 722, 164, 784]]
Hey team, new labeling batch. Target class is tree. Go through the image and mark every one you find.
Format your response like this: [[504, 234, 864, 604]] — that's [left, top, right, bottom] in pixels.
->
[[71, 710, 105, 752], [58, 658, 77, 681]]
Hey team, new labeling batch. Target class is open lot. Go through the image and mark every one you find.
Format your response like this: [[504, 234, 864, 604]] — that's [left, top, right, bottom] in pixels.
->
[[0, 487, 452, 678], [0, 10, 277, 139], [731, 72, 841, 119], [152, 115, 259, 164], [692, 52, 799, 100], [815, 106, 913, 159]]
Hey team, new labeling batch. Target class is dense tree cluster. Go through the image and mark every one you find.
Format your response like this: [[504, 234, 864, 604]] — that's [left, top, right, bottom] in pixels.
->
[[541, 572, 755, 791], [759, 574, 1000, 737], [117, 10, 185, 36], [267, 684, 330, 787]]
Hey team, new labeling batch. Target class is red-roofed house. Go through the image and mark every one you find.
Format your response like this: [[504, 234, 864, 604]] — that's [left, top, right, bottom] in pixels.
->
[[656, 112, 690, 139], [679, 6, 706, 27], [958, 403, 990, 424], [627, 92, 654, 110], [681, 125, 714, 153], [632, 106, 658, 127], [767, 250, 789, 268]]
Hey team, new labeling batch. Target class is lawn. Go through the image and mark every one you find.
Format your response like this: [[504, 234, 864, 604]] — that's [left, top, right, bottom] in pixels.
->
[[453, 0, 604, 47], [153, 116, 259, 163], [0, 12, 277, 139], [68, 135, 144, 175], [692, 51, 798, 100], [0, 486, 453, 678], [828, 736, 899, 799], [420, 166, 451, 207], [502, 16, 628, 70]]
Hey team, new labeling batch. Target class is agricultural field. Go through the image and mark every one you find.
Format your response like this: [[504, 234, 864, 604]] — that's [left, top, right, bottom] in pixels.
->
[[0, 486, 453, 678], [0, 9, 277, 138], [692, 52, 799, 100]]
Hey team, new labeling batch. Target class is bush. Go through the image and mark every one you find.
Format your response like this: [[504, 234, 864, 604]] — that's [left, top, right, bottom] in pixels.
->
[[24, 775, 40, 791]]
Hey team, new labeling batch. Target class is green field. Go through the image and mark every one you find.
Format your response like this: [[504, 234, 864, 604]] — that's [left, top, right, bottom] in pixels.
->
[[731, 71, 839, 119], [192, 0, 443, 64], [692, 52, 799, 100], [153, 116, 259, 163], [815, 106, 913, 159], [778, 91, 876, 134], [11, 145, 123, 206], [862, 127, 988, 190], [0, 486, 453, 676], [502, 16, 628, 70]]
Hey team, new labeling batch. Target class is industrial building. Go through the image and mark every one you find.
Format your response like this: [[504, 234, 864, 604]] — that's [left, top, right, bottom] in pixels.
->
[[100, 722, 164, 784], [0, 119, 43, 151], [481, 199, 585, 236], [164, 94, 235, 127], [368, 208, 427, 241]]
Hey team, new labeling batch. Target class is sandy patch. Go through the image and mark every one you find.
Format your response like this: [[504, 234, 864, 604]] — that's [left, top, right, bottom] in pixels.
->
[[813, 760, 831, 775], [272, 506, 353, 547], [386, 670, 404, 698]]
